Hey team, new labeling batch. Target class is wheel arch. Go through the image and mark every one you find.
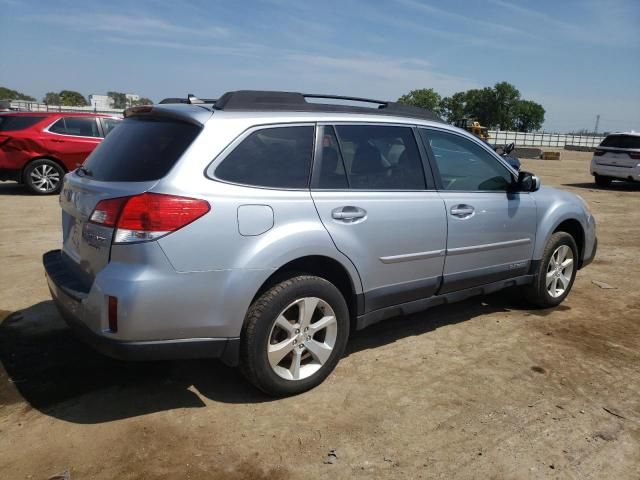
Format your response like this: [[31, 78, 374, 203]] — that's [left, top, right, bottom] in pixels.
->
[[249, 255, 363, 332], [553, 218, 585, 265]]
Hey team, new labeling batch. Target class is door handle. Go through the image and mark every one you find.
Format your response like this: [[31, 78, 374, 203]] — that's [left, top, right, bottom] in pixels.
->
[[331, 206, 367, 222], [450, 204, 475, 218], [50, 139, 65, 143]]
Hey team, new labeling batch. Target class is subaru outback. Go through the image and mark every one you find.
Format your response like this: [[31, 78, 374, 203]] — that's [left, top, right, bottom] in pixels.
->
[[43, 91, 597, 396]]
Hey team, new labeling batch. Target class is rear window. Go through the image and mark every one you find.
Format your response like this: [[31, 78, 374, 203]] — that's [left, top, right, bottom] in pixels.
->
[[82, 117, 201, 182], [0, 115, 46, 131], [600, 135, 640, 149]]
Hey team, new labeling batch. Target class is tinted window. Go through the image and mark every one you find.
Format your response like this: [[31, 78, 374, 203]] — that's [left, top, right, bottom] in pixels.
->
[[421, 129, 513, 191], [333, 125, 425, 190], [49, 117, 100, 137], [600, 135, 640, 149], [316, 126, 349, 189], [101, 117, 121, 136], [215, 126, 314, 188], [83, 117, 201, 182], [0, 115, 46, 131]]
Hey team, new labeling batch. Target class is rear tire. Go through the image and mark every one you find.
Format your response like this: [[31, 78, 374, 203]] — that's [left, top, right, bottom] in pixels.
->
[[240, 275, 350, 396], [24, 159, 65, 195], [523, 232, 578, 308], [594, 174, 612, 187]]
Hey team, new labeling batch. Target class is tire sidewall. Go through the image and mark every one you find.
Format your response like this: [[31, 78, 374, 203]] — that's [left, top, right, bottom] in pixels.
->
[[24, 159, 64, 195], [537, 232, 578, 306], [243, 276, 350, 396]]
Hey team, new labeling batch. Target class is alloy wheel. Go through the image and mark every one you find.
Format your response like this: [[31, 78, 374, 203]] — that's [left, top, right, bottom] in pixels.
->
[[267, 297, 338, 381], [30, 164, 61, 193], [546, 245, 574, 298]]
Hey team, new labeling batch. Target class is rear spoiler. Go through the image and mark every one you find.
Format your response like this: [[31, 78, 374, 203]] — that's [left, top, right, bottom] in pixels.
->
[[158, 94, 217, 105], [123, 104, 211, 126]]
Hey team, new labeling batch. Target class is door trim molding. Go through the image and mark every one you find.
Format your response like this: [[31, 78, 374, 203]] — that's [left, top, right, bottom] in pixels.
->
[[446, 238, 531, 256], [379, 249, 445, 264]]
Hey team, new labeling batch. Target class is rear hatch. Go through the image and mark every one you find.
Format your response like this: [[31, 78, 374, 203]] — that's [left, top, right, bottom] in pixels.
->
[[594, 134, 640, 168], [59, 111, 206, 287]]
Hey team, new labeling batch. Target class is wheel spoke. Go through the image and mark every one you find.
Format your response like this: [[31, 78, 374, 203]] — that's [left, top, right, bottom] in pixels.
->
[[551, 277, 559, 295], [545, 271, 555, 287], [309, 315, 336, 335], [274, 314, 295, 335], [561, 258, 573, 269], [305, 339, 332, 365], [557, 246, 568, 263], [290, 349, 303, 380], [298, 297, 319, 329], [559, 273, 571, 289], [268, 337, 296, 366]]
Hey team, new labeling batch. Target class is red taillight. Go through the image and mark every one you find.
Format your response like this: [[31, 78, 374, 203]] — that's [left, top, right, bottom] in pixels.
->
[[593, 149, 606, 156], [90, 193, 210, 243], [90, 197, 128, 227], [108, 296, 118, 332], [629, 152, 640, 160]]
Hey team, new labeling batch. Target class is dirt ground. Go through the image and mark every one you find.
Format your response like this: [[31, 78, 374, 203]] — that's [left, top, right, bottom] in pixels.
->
[[0, 150, 638, 479]]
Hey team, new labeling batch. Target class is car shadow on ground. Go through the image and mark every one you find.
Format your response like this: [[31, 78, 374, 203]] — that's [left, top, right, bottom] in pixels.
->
[[563, 181, 640, 192], [0, 183, 34, 196], [0, 292, 535, 424]]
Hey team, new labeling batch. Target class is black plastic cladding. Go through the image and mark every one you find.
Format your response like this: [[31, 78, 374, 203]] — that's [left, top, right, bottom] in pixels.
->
[[160, 90, 444, 123]]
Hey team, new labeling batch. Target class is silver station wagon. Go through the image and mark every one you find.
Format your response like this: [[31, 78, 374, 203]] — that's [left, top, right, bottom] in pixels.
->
[[44, 91, 597, 396]]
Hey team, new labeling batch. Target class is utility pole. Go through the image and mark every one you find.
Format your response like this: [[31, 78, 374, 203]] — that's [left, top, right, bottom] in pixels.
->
[[594, 114, 600, 134]]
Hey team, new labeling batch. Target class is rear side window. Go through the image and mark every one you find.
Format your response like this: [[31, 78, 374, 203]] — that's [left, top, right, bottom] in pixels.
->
[[49, 117, 100, 137], [0, 115, 46, 131], [600, 135, 640, 149], [330, 124, 426, 190], [215, 126, 314, 188], [101, 117, 121, 136], [82, 117, 201, 182]]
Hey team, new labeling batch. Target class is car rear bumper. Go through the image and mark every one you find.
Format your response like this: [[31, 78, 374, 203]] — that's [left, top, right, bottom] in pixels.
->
[[43, 249, 240, 364], [591, 160, 640, 181]]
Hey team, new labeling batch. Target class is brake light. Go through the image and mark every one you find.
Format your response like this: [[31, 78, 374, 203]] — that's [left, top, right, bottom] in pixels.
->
[[629, 152, 640, 160], [593, 150, 606, 156], [90, 193, 210, 243]]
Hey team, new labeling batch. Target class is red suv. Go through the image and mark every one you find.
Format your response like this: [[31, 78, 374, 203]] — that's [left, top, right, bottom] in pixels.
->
[[0, 112, 120, 194]]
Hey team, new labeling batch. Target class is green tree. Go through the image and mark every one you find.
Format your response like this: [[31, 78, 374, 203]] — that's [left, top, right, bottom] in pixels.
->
[[491, 81, 521, 130], [107, 91, 127, 109], [132, 97, 153, 106], [514, 100, 545, 132], [43, 92, 62, 104], [58, 90, 88, 106], [0, 86, 36, 101], [440, 92, 466, 122], [397, 88, 442, 115]]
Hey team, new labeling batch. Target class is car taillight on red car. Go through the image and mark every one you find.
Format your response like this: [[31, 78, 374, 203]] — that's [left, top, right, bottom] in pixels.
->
[[90, 193, 210, 243]]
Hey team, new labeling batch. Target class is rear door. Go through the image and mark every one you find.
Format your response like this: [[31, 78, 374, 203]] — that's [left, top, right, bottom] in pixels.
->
[[311, 124, 447, 314], [45, 116, 102, 167], [419, 127, 537, 293], [59, 116, 202, 286]]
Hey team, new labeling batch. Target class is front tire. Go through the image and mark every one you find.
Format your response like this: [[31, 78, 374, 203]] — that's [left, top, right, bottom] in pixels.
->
[[594, 174, 612, 187], [240, 275, 350, 396], [523, 232, 578, 308], [24, 159, 65, 195]]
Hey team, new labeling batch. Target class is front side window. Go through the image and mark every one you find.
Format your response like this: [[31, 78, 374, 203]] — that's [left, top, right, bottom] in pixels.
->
[[330, 124, 425, 190], [101, 117, 121, 136], [420, 129, 513, 191], [215, 126, 314, 188], [49, 117, 100, 137]]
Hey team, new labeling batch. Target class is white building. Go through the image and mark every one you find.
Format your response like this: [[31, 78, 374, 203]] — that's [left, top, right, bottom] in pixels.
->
[[125, 93, 140, 104], [88, 94, 114, 110]]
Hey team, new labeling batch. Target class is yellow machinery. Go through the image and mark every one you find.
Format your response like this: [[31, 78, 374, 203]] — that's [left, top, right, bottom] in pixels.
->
[[454, 118, 490, 142]]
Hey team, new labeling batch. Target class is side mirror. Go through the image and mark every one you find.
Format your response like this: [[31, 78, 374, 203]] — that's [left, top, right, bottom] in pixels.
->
[[515, 171, 540, 192]]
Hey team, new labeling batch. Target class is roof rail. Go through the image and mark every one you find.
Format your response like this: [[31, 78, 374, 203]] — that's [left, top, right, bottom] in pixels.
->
[[213, 90, 443, 122], [158, 95, 217, 105]]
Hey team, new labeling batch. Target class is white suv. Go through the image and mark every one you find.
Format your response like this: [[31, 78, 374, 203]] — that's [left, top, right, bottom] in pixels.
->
[[591, 132, 640, 186]]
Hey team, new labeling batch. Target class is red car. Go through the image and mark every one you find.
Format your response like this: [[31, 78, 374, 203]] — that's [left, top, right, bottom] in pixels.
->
[[0, 112, 120, 194]]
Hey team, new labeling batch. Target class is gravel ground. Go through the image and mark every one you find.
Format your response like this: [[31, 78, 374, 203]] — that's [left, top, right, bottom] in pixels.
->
[[0, 150, 638, 479]]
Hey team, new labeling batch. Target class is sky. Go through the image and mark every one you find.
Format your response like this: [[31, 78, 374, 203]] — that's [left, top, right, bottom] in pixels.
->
[[0, 0, 638, 133]]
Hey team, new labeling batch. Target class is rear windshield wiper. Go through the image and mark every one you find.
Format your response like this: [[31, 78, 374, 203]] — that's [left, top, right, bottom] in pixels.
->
[[76, 165, 93, 177]]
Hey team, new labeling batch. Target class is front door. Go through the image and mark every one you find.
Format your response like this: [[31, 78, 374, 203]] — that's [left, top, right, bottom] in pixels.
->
[[419, 128, 537, 293], [311, 124, 447, 313]]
